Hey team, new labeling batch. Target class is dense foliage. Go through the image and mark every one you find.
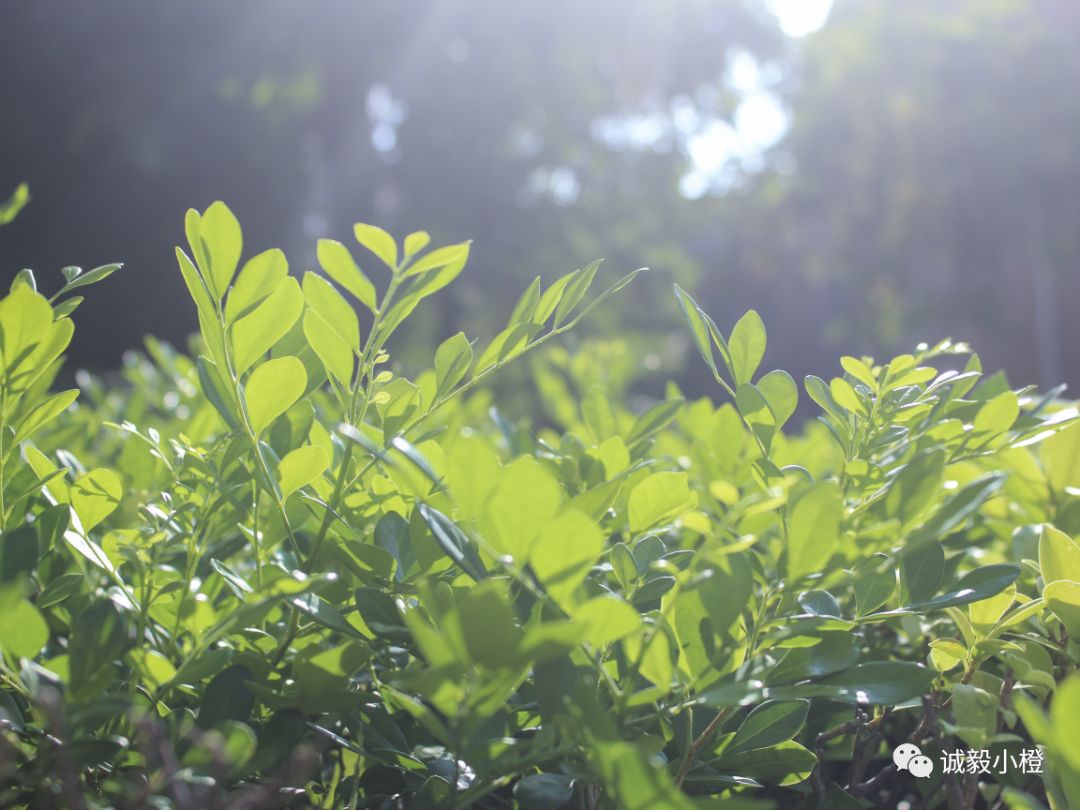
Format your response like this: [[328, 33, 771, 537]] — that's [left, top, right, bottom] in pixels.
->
[[2, 204, 1080, 809]]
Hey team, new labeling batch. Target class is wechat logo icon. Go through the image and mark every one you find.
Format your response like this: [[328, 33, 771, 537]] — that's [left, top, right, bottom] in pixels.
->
[[894, 743, 934, 778]]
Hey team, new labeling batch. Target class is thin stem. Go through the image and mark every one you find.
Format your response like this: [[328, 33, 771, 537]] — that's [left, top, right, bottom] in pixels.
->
[[674, 707, 730, 788]]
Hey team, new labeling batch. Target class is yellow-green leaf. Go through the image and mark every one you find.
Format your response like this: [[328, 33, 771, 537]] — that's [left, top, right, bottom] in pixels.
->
[[786, 482, 843, 581], [199, 201, 243, 299], [225, 248, 288, 323], [628, 472, 697, 533], [974, 391, 1019, 435], [302, 271, 360, 349], [245, 356, 307, 435], [14, 389, 78, 444], [0, 599, 48, 658], [353, 222, 398, 269], [231, 276, 303, 374], [278, 445, 330, 499], [303, 309, 354, 387], [404, 242, 470, 278], [316, 238, 377, 313], [574, 596, 641, 647], [1040, 525, 1080, 585], [530, 510, 603, 608], [71, 468, 123, 532], [728, 309, 766, 385], [434, 332, 472, 398], [485, 456, 561, 559]]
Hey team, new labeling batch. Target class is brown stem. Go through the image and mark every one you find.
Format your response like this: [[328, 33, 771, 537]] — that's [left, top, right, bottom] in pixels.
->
[[674, 707, 730, 788]]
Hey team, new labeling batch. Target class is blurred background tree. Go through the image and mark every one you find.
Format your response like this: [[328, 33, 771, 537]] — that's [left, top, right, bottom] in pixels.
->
[[1, 0, 1077, 399]]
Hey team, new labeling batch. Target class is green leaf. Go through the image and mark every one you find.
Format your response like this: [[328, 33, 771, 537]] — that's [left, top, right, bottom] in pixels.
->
[[56, 262, 122, 295], [840, 356, 878, 390], [13, 389, 78, 444], [884, 449, 945, 527], [530, 510, 603, 608], [786, 482, 842, 581], [801, 661, 935, 705], [486, 456, 561, 559], [176, 247, 216, 322], [210, 559, 253, 596], [278, 445, 329, 499], [574, 596, 641, 647], [290, 593, 365, 638], [534, 273, 574, 325], [302, 271, 360, 350], [1043, 422, 1080, 491], [973, 390, 1019, 435], [756, 370, 798, 429], [37, 572, 83, 609], [871, 565, 1021, 616], [626, 399, 683, 447], [1050, 677, 1080, 771], [404, 230, 430, 258], [0, 525, 38, 582], [458, 581, 520, 668], [716, 740, 815, 786], [417, 504, 486, 581], [403, 241, 471, 278], [929, 638, 967, 672], [434, 332, 472, 398], [765, 632, 859, 685], [224, 248, 289, 322], [303, 309, 354, 387], [908, 474, 1005, 545], [1039, 525, 1080, 584], [51, 296, 83, 318], [128, 649, 178, 689], [553, 260, 600, 327], [829, 378, 864, 416], [0, 599, 47, 658], [199, 201, 243, 299], [798, 589, 840, 617], [245, 356, 307, 435], [899, 541, 944, 605], [197, 664, 254, 728], [727, 310, 766, 385], [355, 587, 407, 638], [231, 276, 304, 374], [71, 468, 123, 532], [735, 382, 777, 451], [728, 700, 810, 755], [804, 374, 846, 422], [169, 649, 235, 688], [474, 323, 539, 376], [0, 286, 60, 387], [317, 238, 377, 313], [69, 600, 127, 698], [0, 182, 29, 225], [514, 774, 574, 810], [508, 276, 542, 325], [611, 542, 638, 590], [673, 284, 719, 378], [1044, 580, 1080, 637], [627, 471, 697, 533], [197, 357, 239, 428], [968, 583, 1015, 628], [353, 222, 398, 269], [852, 554, 895, 616], [951, 684, 999, 748]]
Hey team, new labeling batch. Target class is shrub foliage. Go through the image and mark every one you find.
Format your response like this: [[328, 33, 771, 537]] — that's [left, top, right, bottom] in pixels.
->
[[2, 203, 1080, 809]]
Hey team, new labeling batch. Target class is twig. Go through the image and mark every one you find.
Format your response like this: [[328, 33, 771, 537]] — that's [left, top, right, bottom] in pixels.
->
[[674, 707, 730, 788]]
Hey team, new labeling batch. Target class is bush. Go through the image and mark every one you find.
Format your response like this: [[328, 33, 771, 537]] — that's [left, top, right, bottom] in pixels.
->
[[1, 202, 1079, 809]]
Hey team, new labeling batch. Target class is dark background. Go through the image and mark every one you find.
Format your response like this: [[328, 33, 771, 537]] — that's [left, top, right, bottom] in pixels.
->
[[2, 0, 1078, 399]]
